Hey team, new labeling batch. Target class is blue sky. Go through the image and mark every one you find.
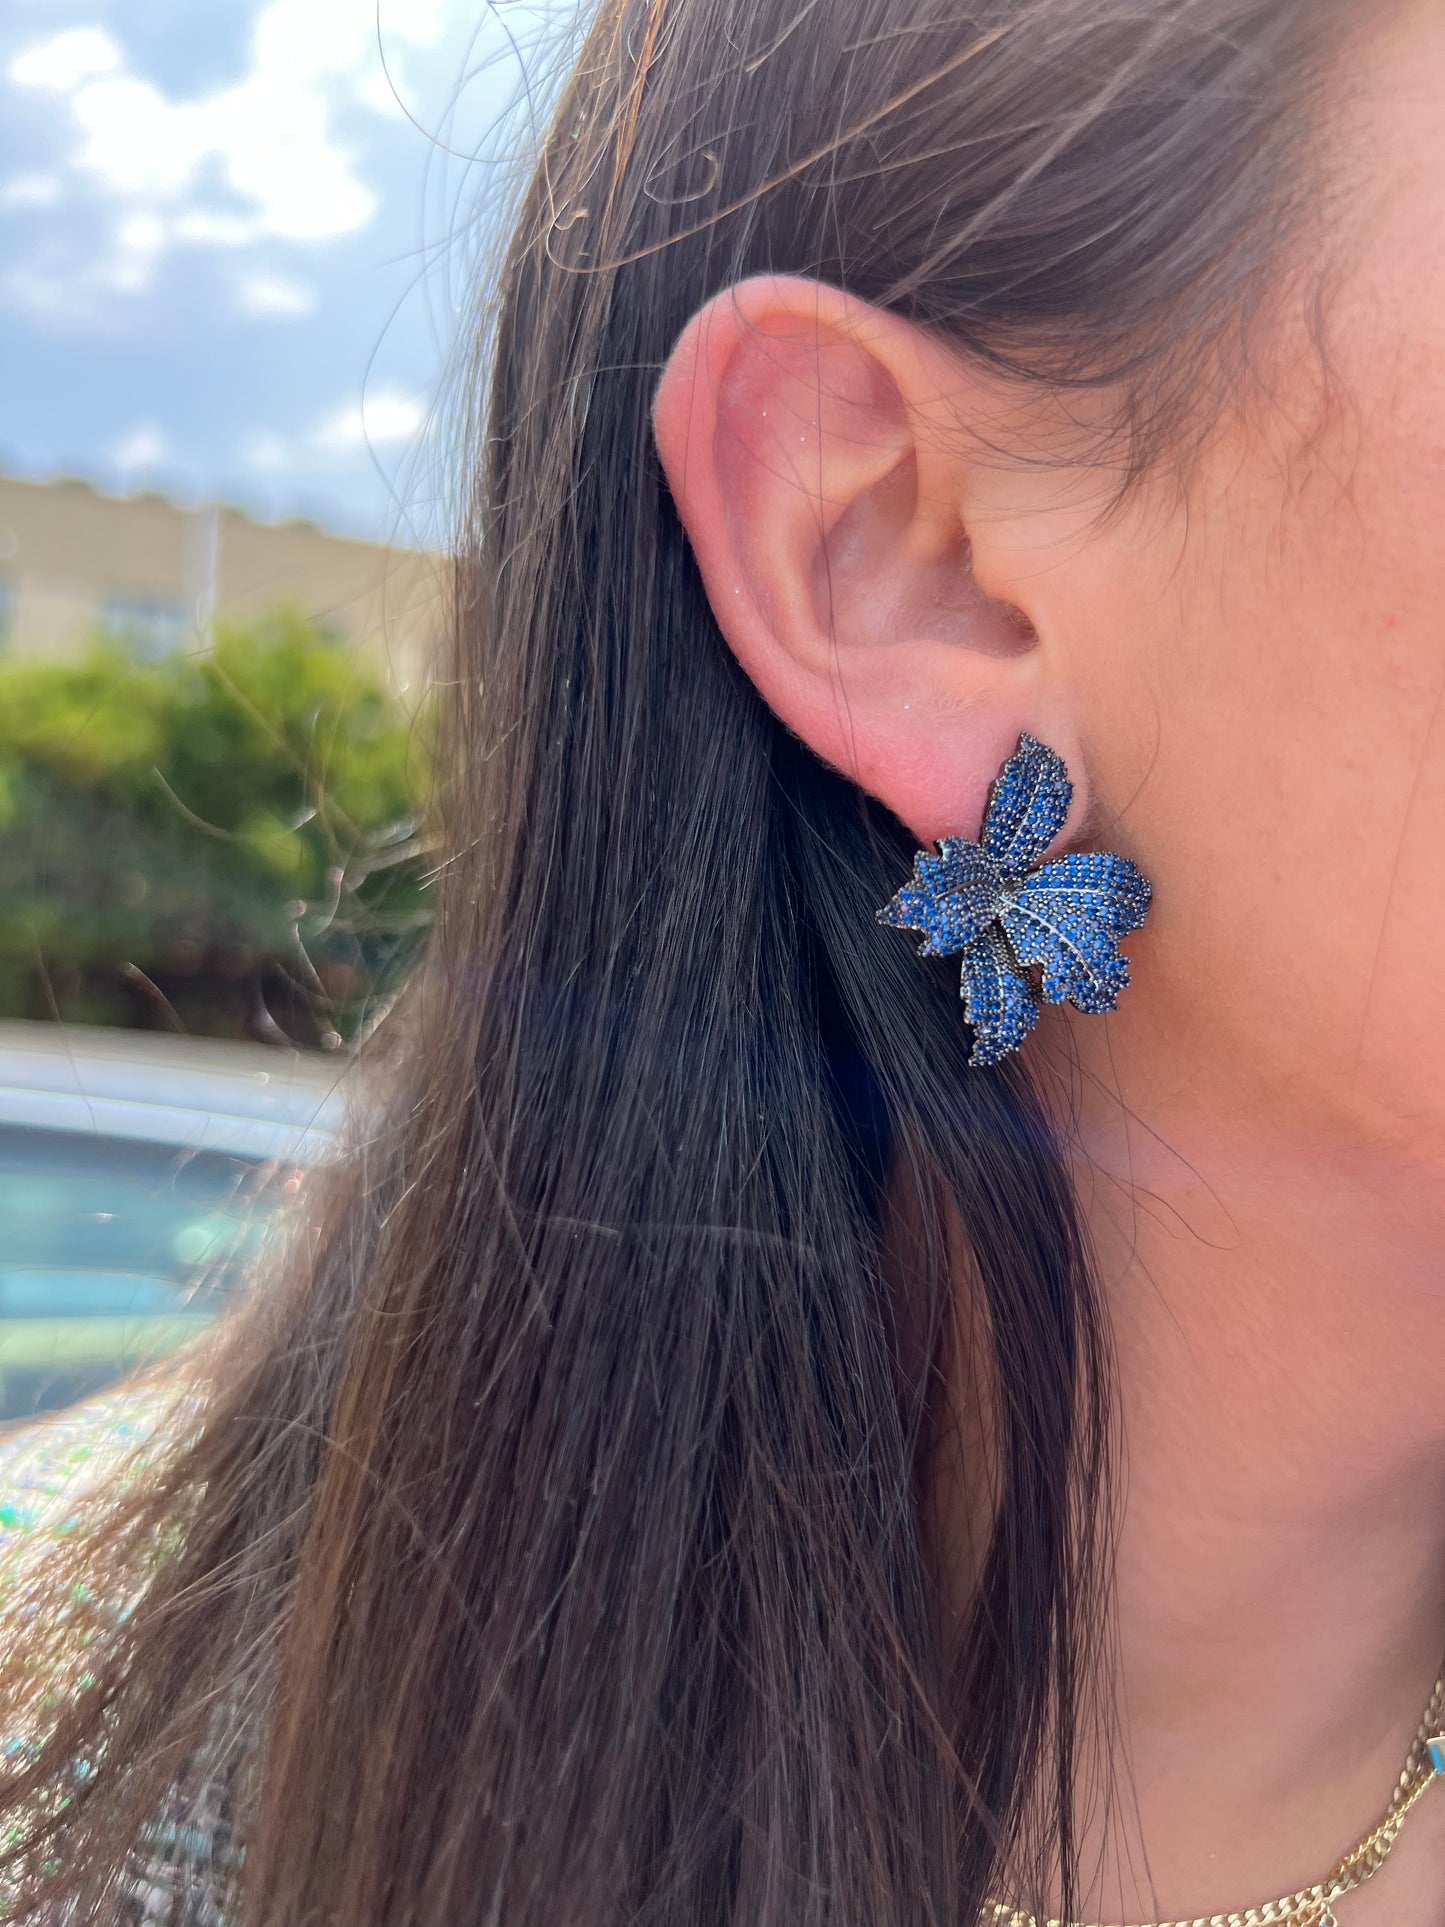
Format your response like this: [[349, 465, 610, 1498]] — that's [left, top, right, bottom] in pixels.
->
[[0, 1, 569, 542]]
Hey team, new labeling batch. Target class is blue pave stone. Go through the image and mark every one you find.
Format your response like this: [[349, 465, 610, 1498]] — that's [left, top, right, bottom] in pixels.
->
[[875, 732, 1153, 1066], [1429, 1738, 1444, 1776]]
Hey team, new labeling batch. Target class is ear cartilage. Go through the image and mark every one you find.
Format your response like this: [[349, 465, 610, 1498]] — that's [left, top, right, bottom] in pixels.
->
[[875, 733, 1152, 1067]]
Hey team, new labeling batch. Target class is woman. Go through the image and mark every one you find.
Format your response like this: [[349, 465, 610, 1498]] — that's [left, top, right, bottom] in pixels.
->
[[2, 0, 1442, 1921]]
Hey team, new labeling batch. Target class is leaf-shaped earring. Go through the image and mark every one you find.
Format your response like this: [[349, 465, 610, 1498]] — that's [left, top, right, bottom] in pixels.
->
[[876, 733, 1152, 1067]]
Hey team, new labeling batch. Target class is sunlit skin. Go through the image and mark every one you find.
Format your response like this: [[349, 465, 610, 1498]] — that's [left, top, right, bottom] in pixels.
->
[[653, 3, 1445, 1919]]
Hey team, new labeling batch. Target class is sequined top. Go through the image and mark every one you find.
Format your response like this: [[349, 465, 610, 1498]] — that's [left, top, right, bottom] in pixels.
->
[[0, 1379, 231, 1925], [0, 1382, 181, 1560]]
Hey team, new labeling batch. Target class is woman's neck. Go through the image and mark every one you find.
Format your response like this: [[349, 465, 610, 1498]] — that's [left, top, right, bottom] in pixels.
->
[[943, 1046, 1445, 1923], [1078, 1098, 1445, 1923]]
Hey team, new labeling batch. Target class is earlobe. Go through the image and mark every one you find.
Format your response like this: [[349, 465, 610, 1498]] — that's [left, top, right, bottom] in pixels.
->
[[652, 274, 1085, 848]]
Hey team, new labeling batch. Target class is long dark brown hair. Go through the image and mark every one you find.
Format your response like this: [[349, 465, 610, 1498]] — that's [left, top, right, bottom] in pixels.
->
[[0, 3, 1343, 1922]]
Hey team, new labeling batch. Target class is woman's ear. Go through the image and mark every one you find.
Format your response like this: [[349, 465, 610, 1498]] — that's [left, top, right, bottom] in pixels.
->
[[652, 273, 1087, 846]]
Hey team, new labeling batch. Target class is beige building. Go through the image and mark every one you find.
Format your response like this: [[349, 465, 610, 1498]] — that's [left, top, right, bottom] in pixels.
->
[[0, 472, 444, 693]]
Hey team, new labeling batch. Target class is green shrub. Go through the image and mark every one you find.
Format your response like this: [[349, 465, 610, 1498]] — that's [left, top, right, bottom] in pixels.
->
[[0, 611, 434, 1046]]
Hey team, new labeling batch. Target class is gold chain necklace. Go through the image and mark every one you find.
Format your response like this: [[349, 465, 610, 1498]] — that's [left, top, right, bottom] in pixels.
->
[[984, 1669, 1445, 1927]]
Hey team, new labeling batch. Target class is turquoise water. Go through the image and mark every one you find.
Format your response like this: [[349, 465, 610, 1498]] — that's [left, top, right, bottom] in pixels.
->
[[0, 1125, 282, 1420]]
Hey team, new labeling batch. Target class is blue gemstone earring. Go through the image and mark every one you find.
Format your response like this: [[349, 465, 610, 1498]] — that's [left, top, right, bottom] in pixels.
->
[[876, 733, 1152, 1067]]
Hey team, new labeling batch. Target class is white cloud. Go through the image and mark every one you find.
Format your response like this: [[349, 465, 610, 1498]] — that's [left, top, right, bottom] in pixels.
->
[[11, 29, 376, 246], [238, 272, 318, 318], [4, 2, 475, 308], [245, 386, 428, 472], [9, 27, 120, 92], [173, 211, 258, 249], [254, 0, 454, 78], [111, 424, 168, 471], [315, 388, 426, 452], [1, 172, 63, 209], [2, 264, 67, 313], [243, 432, 291, 473]]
